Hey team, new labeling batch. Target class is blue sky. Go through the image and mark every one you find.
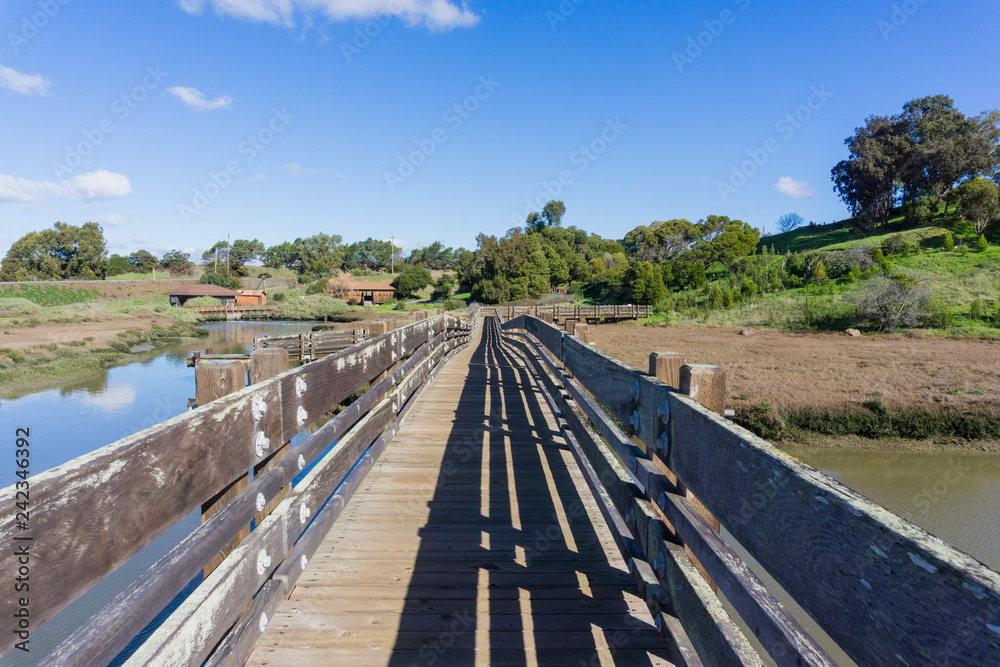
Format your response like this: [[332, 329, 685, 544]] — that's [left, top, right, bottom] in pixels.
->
[[1, 0, 998, 260]]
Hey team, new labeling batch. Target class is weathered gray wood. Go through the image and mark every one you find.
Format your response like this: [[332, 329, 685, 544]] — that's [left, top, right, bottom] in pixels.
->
[[574, 322, 591, 344], [368, 321, 388, 336], [414, 309, 428, 320], [0, 379, 283, 651], [650, 352, 685, 390], [203, 580, 284, 667], [249, 348, 293, 528], [123, 513, 287, 666], [196, 361, 246, 406], [45, 470, 284, 667], [681, 364, 726, 415], [667, 396, 1000, 666]]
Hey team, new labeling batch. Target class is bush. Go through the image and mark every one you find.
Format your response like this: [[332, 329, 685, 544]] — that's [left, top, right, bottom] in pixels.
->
[[183, 296, 223, 307], [970, 299, 987, 321], [849, 273, 930, 332], [271, 291, 287, 302], [943, 231, 955, 251], [0, 298, 41, 316], [198, 272, 242, 290], [273, 294, 350, 320], [305, 278, 329, 295], [442, 297, 465, 311], [977, 234, 989, 253]]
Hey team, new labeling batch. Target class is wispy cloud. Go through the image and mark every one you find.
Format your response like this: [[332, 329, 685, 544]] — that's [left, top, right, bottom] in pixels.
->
[[176, 0, 480, 31], [251, 171, 266, 181], [0, 64, 50, 97], [773, 176, 814, 199], [166, 85, 234, 112], [93, 214, 126, 227], [284, 162, 324, 177], [0, 170, 132, 204]]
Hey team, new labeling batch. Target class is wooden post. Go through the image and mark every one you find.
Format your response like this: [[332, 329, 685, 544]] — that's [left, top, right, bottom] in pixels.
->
[[540, 311, 554, 324], [298, 333, 306, 361], [574, 323, 591, 344], [565, 320, 577, 335], [384, 319, 396, 332], [649, 352, 685, 389], [414, 310, 428, 321], [369, 321, 388, 337], [196, 361, 250, 578], [249, 349, 292, 529], [434, 308, 444, 316], [678, 363, 726, 591]]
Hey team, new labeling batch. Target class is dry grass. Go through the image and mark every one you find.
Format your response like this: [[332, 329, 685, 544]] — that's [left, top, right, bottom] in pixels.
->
[[589, 320, 1000, 419]]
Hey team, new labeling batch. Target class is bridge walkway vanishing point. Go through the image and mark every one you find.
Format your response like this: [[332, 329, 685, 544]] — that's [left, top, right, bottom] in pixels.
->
[[247, 316, 671, 666]]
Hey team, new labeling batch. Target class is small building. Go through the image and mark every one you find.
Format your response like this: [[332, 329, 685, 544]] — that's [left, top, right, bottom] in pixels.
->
[[235, 289, 267, 306], [167, 284, 238, 306], [344, 281, 397, 306]]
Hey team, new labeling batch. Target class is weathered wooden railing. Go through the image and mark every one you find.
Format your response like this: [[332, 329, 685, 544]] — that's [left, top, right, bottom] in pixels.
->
[[496, 303, 652, 322], [253, 328, 368, 360], [0, 309, 479, 665], [495, 310, 1000, 666]]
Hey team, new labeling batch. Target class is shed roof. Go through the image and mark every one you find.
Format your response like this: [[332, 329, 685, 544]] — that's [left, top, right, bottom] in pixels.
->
[[166, 284, 238, 297], [348, 282, 396, 291], [237, 289, 265, 296]]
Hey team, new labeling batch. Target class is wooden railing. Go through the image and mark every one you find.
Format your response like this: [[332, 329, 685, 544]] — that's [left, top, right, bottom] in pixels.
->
[[253, 328, 368, 360], [496, 310, 1000, 666], [0, 309, 479, 665], [495, 303, 652, 322], [187, 304, 275, 316]]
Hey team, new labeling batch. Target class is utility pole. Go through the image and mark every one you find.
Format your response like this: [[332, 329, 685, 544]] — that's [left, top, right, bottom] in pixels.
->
[[214, 248, 218, 273], [226, 234, 230, 276], [390, 236, 394, 275]]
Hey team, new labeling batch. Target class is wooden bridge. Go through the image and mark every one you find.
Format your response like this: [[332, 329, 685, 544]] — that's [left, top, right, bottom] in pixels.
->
[[3, 309, 1000, 666]]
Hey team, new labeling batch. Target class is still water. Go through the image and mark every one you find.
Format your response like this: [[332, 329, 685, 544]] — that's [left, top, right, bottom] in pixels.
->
[[0, 321, 310, 666]]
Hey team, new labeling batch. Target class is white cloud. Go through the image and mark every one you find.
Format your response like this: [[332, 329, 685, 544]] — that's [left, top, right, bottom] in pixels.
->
[[93, 214, 126, 227], [166, 86, 234, 112], [0, 170, 132, 204], [773, 176, 814, 199], [0, 65, 50, 97], [251, 171, 266, 181], [284, 162, 324, 177], [176, 0, 480, 31]]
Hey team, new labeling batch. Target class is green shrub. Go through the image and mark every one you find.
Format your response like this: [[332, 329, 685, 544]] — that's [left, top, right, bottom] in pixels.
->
[[305, 278, 329, 295], [0, 348, 24, 362], [198, 272, 242, 290], [184, 296, 223, 307], [273, 295, 349, 320], [0, 298, 41, 315], [977, 235, 989, 253], [442, 297, 465, 311], [943, 231, 955, 251], [271, 291, 287, 302], [970, 299, 987, 321]]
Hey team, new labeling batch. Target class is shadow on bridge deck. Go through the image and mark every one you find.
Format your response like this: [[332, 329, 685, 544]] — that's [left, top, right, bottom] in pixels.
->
[[247, 316, 670, 666]]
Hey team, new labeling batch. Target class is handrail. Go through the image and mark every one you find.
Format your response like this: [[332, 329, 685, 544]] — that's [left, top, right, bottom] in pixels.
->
[[0, 308, 480, 664], [497, 311, 1000, 667]]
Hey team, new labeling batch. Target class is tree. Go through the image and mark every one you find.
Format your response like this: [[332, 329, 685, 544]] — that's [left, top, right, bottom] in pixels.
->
[[693, 216, 761, 265], [108, 254, 130, 276], [391, 266, 433, 299], [161, 250, 195, 275], [431, 274, 456, 301], [958, 177, 1000, 234], [198, 272, 241, 290], [832, 115, 910, 231], [0, 221, 107, 281], [526, 200, 566, 232], [849, 273, 930, 332], [776, 213, 804, 234], [128, 250, 159, 272], [624, 262, 664, 305], [202, 239, 264, 277]]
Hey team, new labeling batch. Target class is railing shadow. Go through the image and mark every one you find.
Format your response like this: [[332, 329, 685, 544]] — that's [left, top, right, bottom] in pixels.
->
[[387, 316, 667, 666]]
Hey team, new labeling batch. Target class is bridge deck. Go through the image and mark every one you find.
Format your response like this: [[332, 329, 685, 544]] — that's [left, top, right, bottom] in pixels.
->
[[247, 317, 670, 666]]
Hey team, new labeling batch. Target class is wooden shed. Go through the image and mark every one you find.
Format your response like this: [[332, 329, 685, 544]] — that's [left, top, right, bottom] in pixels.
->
[[166, 284, 238, 306], [345, 281, 397, 306], [235, 289, 267, 306]]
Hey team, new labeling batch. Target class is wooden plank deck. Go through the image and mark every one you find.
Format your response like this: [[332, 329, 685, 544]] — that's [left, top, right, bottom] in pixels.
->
[[247, 316, 671, 666]]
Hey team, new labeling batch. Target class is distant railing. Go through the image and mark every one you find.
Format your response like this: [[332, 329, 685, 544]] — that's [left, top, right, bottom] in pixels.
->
[[185, 304, 275, 316], [496, 310, 1000, 667], [253, 329, 368, 360], [494, 303, 652, 322], [0, 309, 479, 665]]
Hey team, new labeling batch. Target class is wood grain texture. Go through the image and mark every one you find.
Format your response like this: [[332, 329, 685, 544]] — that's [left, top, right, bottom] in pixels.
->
[[196, 361, 247, 406], [0, 379, 283, 650], [649, 352, 684, 390]]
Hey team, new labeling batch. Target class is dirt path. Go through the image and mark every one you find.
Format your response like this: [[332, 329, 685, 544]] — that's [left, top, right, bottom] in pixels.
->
[[589, 321, 1000, 418]]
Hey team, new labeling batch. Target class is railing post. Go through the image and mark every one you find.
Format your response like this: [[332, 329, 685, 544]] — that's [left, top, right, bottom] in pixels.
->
[[679, 363, 726, 591], [574, 322, 591, 344], [565, 320, 577, 335], [369, 321, 388, 337], [195, 361, 251, 578], [298, 333, 306, 361], [249, 348, 291, 528], [649, 352, 685, 389]]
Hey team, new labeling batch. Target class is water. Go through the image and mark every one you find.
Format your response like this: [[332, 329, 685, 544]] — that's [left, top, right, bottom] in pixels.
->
[[0, 321, 310, 666]]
